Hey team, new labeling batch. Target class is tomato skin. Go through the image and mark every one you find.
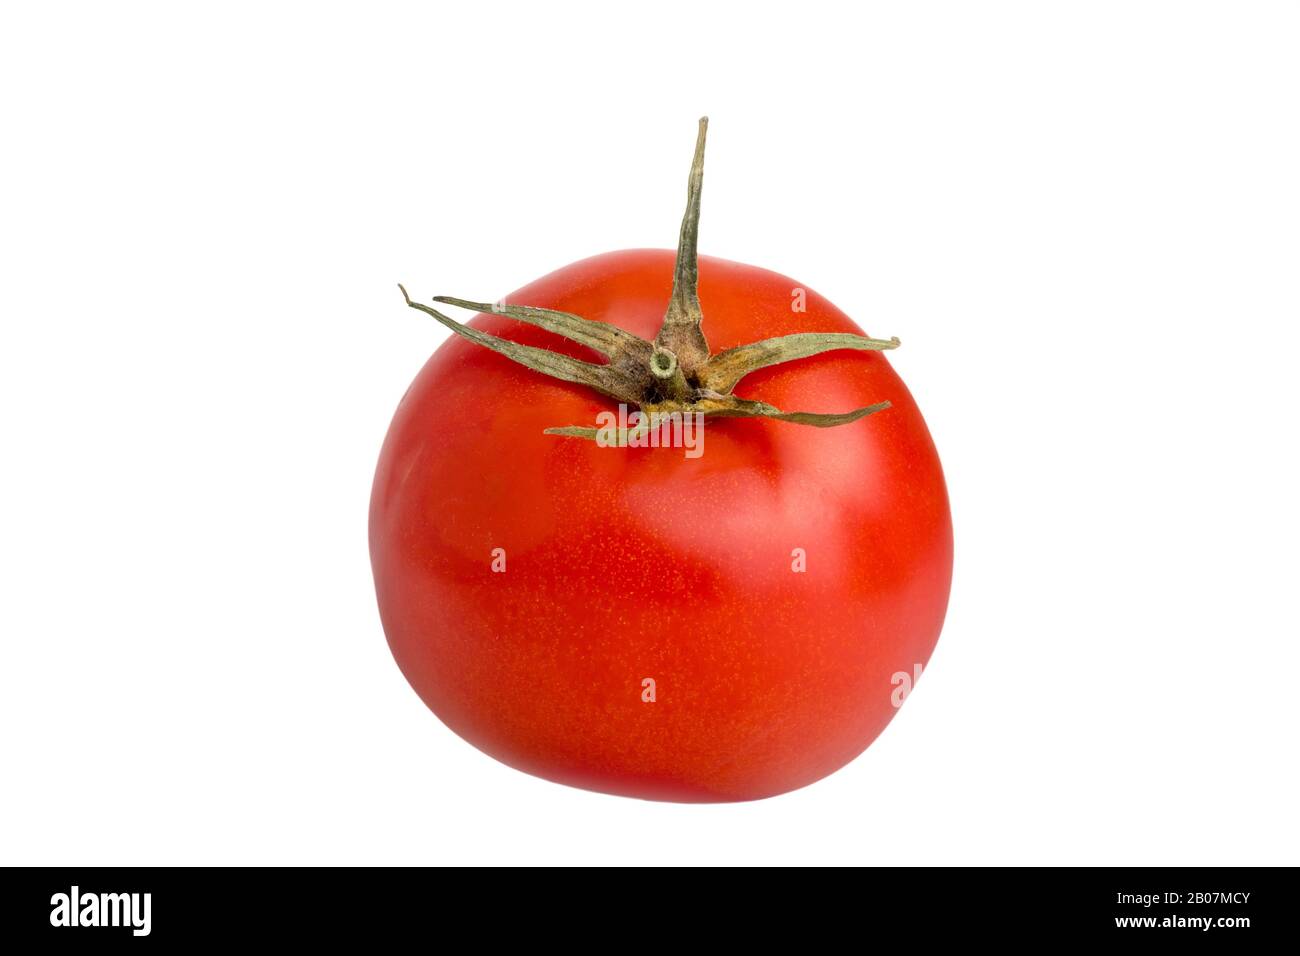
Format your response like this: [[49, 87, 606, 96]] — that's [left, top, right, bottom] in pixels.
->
[[370, 249, 952, 802]]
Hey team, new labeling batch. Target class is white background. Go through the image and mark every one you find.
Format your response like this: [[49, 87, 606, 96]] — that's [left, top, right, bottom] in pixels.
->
[[2, 2, 1297, 866]]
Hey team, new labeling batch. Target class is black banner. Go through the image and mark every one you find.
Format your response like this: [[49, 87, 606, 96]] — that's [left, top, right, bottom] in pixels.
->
[[1, 866, 1294, 945]]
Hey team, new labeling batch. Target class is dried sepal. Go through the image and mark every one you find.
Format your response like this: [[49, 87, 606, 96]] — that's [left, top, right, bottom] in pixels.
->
[[691, 394, 893, 427], [545, 396, 892, 443], [699, 332, 901, 393], [431, 295, 646, 360], [399, 286, 643, 403], [543, 420, 651, 446]]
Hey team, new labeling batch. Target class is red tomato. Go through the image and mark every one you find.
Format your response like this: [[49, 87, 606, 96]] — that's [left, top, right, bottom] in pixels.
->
[[370, 248, 952, 802]]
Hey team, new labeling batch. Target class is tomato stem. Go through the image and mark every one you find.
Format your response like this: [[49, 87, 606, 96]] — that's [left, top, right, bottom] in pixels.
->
[[654, 117, 712, 375], [649, 345, 691, 402], [398, 119, 904, 441]]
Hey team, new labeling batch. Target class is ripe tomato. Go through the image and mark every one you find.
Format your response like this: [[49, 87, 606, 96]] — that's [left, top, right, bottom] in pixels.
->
[[371, 121, 951, 801]]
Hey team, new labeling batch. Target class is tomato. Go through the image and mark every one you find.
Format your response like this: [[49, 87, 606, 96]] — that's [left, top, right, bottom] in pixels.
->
[[370, 121, 952, 801]]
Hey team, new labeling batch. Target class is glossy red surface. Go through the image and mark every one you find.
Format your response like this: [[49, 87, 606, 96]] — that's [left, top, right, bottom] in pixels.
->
[[370, 250, 952, 801]]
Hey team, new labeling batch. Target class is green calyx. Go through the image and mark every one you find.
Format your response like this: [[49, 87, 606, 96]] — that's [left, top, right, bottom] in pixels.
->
[[399, 117, 900, 439]]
